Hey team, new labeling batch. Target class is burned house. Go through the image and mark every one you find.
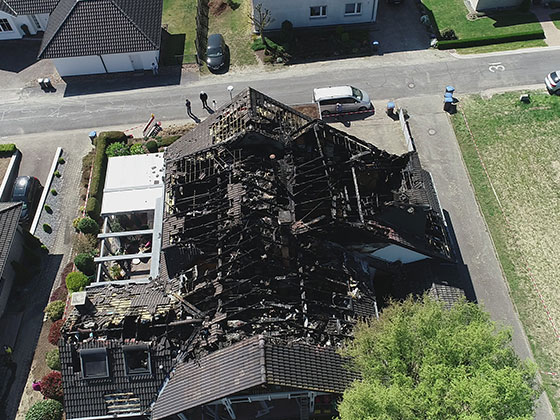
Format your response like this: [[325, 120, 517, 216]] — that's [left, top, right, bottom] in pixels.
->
[[59, 88, 454, 420]]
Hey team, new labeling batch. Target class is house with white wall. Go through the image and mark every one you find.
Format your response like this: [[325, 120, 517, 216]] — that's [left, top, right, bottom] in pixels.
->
[[252, 0, 379, 30], [38, 0, 163, 77], [0, 0, 57, 40]]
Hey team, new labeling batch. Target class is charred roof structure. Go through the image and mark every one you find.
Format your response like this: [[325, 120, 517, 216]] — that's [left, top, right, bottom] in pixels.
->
[[59, 88, 455, 420]]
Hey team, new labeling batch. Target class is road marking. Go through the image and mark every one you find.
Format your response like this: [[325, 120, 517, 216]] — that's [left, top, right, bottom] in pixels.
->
[[488, 62, 505, 73]]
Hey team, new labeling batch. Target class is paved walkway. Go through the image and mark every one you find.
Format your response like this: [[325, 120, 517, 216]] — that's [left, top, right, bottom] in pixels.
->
[[532, 5, 560, 46]]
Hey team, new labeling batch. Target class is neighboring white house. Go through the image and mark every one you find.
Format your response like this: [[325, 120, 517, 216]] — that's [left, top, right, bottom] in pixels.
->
[[38, 0, 163, 77], [468, 0, 522, 11], [0, 0, 56, 40], [252, 0, 378, 30]]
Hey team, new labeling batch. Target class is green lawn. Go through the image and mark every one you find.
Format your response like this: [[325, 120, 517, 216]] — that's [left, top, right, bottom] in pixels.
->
[[162, 0, 198, 63], [551, 12, 560, 30], [451, 93, 560, 418], [423, 0, 542, 39], [208, 0, 257, 68], [455, 38, 546, 54]]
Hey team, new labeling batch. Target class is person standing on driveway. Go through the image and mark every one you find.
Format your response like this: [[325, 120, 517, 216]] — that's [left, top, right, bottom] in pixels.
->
[[185, 99, 192, 116], [151, 62, 159, 76], [200, 91, 208, 108]]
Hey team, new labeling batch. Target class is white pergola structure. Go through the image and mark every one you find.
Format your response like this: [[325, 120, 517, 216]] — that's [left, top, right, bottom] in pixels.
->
[[94, 153, 165, 284]]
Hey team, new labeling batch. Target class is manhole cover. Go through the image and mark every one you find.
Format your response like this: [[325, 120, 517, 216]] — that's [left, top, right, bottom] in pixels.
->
[[428, 128, 437, 136], [408, 82, 415, 89]]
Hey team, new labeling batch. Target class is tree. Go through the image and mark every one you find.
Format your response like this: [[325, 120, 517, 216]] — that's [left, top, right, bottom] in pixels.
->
[[74, 252, 95, 276], [338, 296, 538, 420], [77, 217, 99, 235], [249, 3, 274, 51], [40, 371, 64, 401]]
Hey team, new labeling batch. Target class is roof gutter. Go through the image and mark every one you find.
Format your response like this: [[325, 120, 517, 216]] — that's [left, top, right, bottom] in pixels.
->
[[69, 413, 144, 420]]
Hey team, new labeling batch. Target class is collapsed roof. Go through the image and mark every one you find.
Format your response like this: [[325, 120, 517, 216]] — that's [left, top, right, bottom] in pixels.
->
[[60, 88, 453, 420]]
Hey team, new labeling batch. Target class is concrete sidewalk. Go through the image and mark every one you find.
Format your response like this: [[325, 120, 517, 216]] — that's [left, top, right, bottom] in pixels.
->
[[532, 5, 560, 47], [397, 94, 554, 420]]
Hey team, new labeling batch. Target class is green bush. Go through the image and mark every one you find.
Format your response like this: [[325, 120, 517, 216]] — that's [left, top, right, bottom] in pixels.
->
[[43, 224, 52, 233], [158, 135, 181, 147], [74, 253, 95, 276], [440, 27, 457, 40], [45, 300, 65, 321], [66, 271, 90, 293], [44, 204, 52, 214], [251, 37, 284, 52], [77, 217, 99, 234], [85, 197, 100, 220], [46, 348, 61, 371], [437, 29, 545, 49], [50, 188, 57, 196], [0, 143, 17, 155], [57, 157, 65, 164], [89, 131, 127, 207], [54, 170, 61, 178], [145, 140, 158, 153], [106, 142, 130, 157], [25, 399, 63, 420], [130, 143, 145, 155]]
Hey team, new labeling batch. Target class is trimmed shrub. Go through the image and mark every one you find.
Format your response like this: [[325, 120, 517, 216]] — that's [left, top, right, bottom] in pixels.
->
[[57, 157, 65, 164], [43, 224, 52, 233], [106, 142, 130, 157], [25, 399, 63, 420], [66, 271, 90, 293], [48, 319, 64, 345], [437, 29, 544, 49], [145, 140, 158, 153], [251, 37, 284, 52], [85, 196, 100, 220], [74, 253, 95, 276], [54, 170, 61, 178], [50, 285, 68, 302], [0, 143, 17, 154], [46, 348, 61, 371], [130, 143, 145, 155], [40, 371, 63, 401], [45, 300, 65, 321], [50, 188, 57, 196], [77, 217, 99, 234], [44, 204, 52, 214], [440, 27, 457, 40], [74, 233, 98, 255]]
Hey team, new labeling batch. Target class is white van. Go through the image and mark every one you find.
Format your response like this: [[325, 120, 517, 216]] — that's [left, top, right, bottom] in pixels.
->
[[313, 85, 373, 115]]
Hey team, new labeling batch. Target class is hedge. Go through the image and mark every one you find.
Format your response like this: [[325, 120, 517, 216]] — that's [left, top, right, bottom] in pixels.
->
[[48, 319, 64, 345], [0, 143, 17, 155], [44, 300, 65, 321], [88, 131, 127, 219], [25, 400, 63, 420], [66, 271, 91, 293], [437, 29, 544, 49], [158, 135, 181, 147], [85, 197, 100, 220], [46, 348, 61, 371]]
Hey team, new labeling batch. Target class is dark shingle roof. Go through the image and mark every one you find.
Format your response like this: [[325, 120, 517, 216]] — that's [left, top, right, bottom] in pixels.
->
[[152, 336, 357, 420], [0, 0, 58, 15], [38, 0, 163, 59], [60, 339, 174, 419], [0, 202, 22, 277]]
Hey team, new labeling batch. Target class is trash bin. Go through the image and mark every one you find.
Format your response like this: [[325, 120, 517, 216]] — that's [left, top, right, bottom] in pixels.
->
[[443, 97, 454, 113], [89, 131, 97, 145], [386, 101, 396, 117]]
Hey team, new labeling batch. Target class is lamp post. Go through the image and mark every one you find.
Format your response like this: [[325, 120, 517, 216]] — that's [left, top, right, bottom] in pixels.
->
[[227, 85, 234, 101]]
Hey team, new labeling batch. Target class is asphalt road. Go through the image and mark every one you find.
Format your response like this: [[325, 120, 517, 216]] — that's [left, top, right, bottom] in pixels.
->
[[0, 47, 558, 137]]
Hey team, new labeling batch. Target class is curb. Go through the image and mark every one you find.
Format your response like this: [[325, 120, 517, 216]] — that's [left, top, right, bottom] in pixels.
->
[[31, 147, 62, 235], [0, 149, 21, 202], [449, 45, 560, 59]]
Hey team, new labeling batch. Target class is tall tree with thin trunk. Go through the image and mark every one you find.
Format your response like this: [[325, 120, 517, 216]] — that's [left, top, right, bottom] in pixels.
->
[[338, 296, 539, 420], [249, 3, 274, 51]]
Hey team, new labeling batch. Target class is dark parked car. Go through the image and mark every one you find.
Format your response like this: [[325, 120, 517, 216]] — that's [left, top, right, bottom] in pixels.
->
[[11, 176, 42, 224], [206, 33, 228, 72]]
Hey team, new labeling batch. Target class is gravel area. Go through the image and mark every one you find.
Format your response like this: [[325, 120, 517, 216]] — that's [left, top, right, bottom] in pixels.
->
[[34, 153, 66, 251]]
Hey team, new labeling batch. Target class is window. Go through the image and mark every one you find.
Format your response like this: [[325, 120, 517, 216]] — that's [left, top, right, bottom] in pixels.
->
[[310, 6, 327, 18], [80, 348, 110, 379], [123, 344, 152, 375], [345, 3, 362, 15], [0, 19, 13, 32]]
